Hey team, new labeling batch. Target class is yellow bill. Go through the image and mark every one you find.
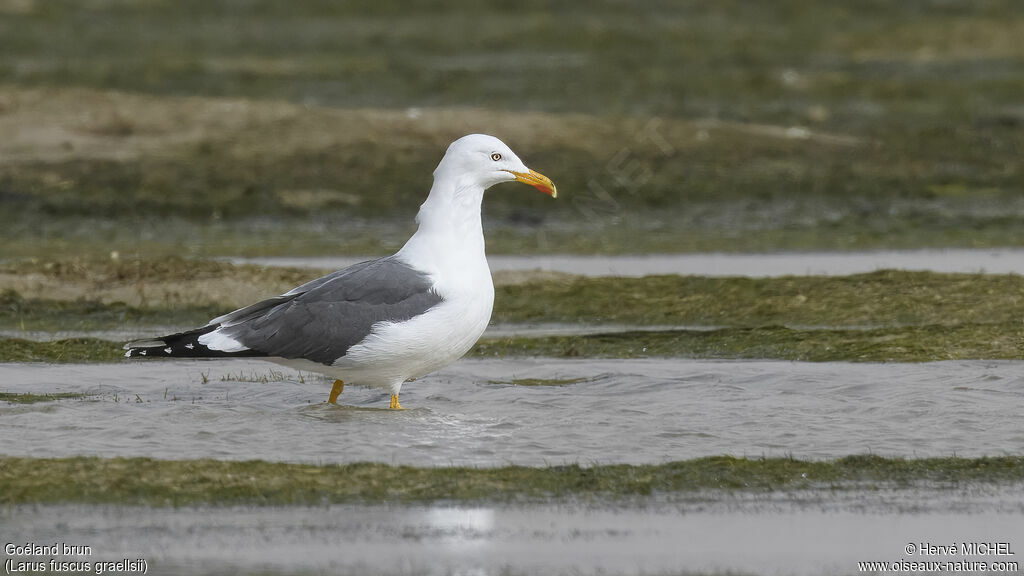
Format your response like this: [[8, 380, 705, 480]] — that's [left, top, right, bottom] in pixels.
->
[[506, 169, 557, 198]]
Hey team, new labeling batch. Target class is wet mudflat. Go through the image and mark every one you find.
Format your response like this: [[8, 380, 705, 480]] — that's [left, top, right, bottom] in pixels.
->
[[233, 248, 1024, 278], [4, 3, 1024, 573], [2, 358, 1022, 465], [5, 498, 1023, 576]]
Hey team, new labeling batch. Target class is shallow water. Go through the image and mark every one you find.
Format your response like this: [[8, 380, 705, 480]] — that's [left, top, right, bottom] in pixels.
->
[[232, 248, 1024, 277], [2, 358, 1023, 465], [5, 500, 1023, 576]]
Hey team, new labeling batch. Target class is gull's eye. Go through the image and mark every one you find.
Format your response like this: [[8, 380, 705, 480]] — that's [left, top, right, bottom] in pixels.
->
[[490, 152, 502, 161]]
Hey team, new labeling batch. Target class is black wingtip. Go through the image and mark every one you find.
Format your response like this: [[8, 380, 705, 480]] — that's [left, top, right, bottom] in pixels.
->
[[124, 325, 268, 359], [125, 326, 210, 358]]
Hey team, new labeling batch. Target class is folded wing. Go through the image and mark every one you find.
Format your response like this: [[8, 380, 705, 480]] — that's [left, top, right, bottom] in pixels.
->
[[124, 257, 442, 365]]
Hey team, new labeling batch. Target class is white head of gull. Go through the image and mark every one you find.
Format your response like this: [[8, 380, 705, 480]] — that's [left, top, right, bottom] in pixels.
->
[[125, 134, 556, 409]]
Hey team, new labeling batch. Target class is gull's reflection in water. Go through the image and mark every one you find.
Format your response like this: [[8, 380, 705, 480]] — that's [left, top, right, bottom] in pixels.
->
[[421, 507, 496, 549]]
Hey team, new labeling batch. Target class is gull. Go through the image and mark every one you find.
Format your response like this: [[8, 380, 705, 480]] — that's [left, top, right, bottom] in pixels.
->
[[125, 134, 556, 409]]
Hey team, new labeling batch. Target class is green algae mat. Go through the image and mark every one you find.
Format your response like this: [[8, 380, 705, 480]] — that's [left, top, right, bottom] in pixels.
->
[[2, 455, 1022, 507], [2, 265, 1022, 363]]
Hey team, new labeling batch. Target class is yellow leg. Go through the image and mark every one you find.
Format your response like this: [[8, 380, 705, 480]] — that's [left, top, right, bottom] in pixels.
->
[[389, 394, 404, 410], [328, 379, 344, 404]]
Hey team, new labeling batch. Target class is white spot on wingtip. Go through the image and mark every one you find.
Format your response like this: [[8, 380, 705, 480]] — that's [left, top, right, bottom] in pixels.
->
[[164, 347, 172, 354], [139, 350, 147, 356], [185, 343, 194, 349], [198, 330, 248, 353]]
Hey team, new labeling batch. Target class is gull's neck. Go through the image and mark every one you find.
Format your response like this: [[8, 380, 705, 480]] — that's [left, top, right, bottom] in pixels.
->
[[396, 170, 488, 278]]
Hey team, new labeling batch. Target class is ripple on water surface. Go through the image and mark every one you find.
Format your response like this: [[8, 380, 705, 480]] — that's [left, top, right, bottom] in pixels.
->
[[1, 358, 1023, 465]]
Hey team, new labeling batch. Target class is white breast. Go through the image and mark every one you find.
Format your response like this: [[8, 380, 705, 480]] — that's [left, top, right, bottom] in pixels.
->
[[330, 230, 494, 390]]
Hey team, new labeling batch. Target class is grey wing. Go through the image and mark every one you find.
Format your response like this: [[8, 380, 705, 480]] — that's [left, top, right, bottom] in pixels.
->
[[216, 256, 442, 364]]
